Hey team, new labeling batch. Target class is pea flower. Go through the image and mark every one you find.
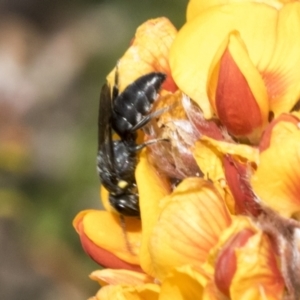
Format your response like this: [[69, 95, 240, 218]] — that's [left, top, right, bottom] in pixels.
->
[[170, 1, 300, 143], [73, 1, 300, 299]]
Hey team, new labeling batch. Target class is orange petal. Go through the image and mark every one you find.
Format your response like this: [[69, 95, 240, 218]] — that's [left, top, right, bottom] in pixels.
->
[[100, 186, 116, 213], [92, 284, 160, 300], [192, 140, 225, 182], [264, 3, 300, 116], [186, 0, 285, 21], [231, 231, 284, 299], [214, 228, 256, 297], [90, 269, 154, 286], [170, 3, 277, 119], [149, 178, 232, 280], [159, 265, 207, 300], [202, 280, 226, 300], [155, 90, 187, 125], [259, 112, 300, 152], [91, 285, 126, 300], [251, 129, 300, 218], [135, 149, 171, 276], [200, 136, 259, 164], [73, 210, 142, 269], [107, 18, 177, 93]]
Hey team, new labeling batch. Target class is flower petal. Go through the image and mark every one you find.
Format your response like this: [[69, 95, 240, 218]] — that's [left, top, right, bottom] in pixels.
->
[[259, 112, 300, 152], [186, 0, 285, 21], [73, 210, 142, 269], [155, 90, 187, 125], [90, 269, 154, 286], [264, 3, 300, 115], [207, 216, 284, 299], [200, 136, 259, 164], [223, 155, 260, 216], [122, 284, 160, 300], [91, 285, 126, 300], [135, 149, 171, 276], [231, 231, 284, 299], [193, 140, 225, 182], [214, 228, 256, 297], [159, 265, 207, 300], [92, 283, 160, 300], [251, 129, 300, 217], [107, 18, 177, 93], [149, 178, 232, 280], [208, 32, 269, 142], [170, 3, 277, 118], [100, 186, 115, 213]]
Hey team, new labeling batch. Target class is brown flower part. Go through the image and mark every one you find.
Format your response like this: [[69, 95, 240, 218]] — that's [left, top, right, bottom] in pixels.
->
[[147, 92, 202, 181], [223, 155, 261, 216]]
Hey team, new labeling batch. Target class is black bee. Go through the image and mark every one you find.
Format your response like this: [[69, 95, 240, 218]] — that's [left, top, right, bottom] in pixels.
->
[[97, 70, 166, 217]]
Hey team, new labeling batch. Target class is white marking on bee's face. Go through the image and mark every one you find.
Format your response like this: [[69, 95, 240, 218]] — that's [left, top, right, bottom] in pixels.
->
[[118, 180, 128, 189]]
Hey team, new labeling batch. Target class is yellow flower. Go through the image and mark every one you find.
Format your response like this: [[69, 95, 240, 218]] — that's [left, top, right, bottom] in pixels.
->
[[170, 2, 300, 143], [73, 1, 300, 298]]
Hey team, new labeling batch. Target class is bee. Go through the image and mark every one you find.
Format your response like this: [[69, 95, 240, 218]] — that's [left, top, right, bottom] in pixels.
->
[[97, 69, 166, 217]]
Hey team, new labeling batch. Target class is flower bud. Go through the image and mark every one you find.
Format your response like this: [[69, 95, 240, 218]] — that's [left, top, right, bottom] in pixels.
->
[[208, 32, 269, 143]]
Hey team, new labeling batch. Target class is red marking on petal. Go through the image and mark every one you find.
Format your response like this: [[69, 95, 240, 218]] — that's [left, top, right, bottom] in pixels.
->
[[259, 113, 300, 152], [214, 228, 255, 297], [129, 37, 135, 46], [77, 220, 143, 272], [261, 71, 286, 108], [216, 49, 262, 136], [152, 61, 177, 92], [224, 155, 260, 216], [193, 117, 224, 141], [161, 76, 177, 92]]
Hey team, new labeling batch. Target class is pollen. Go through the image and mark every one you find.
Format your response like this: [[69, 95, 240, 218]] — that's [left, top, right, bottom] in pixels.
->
[[118, 180, 128, 189]]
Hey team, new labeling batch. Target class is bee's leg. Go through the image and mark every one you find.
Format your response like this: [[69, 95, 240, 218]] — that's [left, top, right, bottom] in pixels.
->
[[128, 138, 169, 153], [119, 214, 135, 255], [129, 106, 170, 132]]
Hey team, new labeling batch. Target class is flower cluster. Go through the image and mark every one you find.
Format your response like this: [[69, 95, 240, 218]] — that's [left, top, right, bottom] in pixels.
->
[[73, 1, 300, 299]]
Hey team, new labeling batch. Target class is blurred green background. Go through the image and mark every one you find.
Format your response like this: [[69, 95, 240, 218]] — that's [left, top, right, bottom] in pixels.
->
[[0, 0, 186, 299]]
